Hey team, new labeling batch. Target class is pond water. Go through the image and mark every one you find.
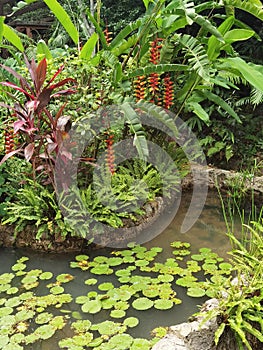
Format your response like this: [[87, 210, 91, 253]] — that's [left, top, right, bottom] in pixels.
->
[[0, 190, 241, 349]]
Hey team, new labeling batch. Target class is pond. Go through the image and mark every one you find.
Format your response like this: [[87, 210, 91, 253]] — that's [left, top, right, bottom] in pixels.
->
[[0, 190, 241, 350]]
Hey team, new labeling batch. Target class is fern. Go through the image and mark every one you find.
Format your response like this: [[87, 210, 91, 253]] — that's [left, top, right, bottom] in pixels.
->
[[223, 0, 263, 21], [178, 34, 211, 81]]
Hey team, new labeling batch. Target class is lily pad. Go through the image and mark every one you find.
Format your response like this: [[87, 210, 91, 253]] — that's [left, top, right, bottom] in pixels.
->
[[154, 299, 174, 310], [0, 306, 13, 317], [98, 282, 114, 291], [132, 297, 153, 311], [131, 338, 151, 349], [85, 278, 98, 286], [71, 320, 92, 333], [96, 320, 123, 336], [57, 274, 74, 283], [187, 287, 206, 297], [158, 274, 174, 283], [107, 333, 133, 349], [90, 265, 113, 275], [82, 300, 101, 314], [123, 317, 139, 328], [110, 309, 126, 318], [50, 286, 64, 295], [75, 254, 89, 261], [39, 272, 53, 280], [5, 297, 22, 308], [34, 324, 56, 340], [108, 257, 123, 266], [35, 312, 53, 324]]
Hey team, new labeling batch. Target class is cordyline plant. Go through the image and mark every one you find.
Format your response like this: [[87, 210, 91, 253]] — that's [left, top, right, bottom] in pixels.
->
[[0, 56, 77, 188]]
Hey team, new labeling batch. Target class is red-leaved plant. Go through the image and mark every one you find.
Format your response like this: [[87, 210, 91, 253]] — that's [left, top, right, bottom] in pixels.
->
[[0, 56, 77, 188]]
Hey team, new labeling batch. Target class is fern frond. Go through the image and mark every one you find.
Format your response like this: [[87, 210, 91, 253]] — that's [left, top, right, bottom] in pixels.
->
[[177, 34, 211, 80], [224, 0, 263, 21]]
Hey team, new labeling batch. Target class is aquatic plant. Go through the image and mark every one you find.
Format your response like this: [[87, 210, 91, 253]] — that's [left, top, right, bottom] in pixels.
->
[[0, 239, 235, 350]]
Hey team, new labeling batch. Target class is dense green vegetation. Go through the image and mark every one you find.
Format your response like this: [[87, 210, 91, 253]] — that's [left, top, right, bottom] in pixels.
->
[[0, 0, 262, 349]]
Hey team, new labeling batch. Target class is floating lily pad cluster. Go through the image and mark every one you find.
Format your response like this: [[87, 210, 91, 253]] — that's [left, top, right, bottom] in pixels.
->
[[0, 257, 73, 350], [0, 241, 232, 350], [58, 318, 154, 350]]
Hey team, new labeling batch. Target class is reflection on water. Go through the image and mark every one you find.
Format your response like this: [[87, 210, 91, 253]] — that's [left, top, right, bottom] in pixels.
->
[[145, 190, 233, 258], [0, 190, 241, 349]]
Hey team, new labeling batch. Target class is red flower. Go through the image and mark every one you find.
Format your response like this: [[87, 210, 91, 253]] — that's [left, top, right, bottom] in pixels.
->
[[134, 76, 146, 101], [163, 74, 174, 109]]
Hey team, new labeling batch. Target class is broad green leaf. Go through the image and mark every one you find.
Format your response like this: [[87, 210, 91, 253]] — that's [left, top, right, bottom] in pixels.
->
[[188, 100, 211, 124], [3, 24, 24, 52], [224, 29, 255, 44], [142, 0, 150, 9], [43, 0, 79, 44], [109, 17, 145, 49], [86, 9, 108, 50], [0, 16, 4, 43], [37, 40, 53, 60], [121, 103, 149, 161], [199, 90, 241, 123], [80, 32, 98, 60], [223, 57, 263, 93], [207, 16, 234, 61]]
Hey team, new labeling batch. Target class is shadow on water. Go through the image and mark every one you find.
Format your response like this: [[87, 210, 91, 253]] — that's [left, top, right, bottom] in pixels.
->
[[0, 190, 242, 349]]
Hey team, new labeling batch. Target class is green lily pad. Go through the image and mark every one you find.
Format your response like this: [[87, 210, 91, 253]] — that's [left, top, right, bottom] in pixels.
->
[[142, 287, 159, 298], [158, 274, 174, 283], [87, 337, 104, 347], [115, 301, 129, 311], [110, 309, 126, 318], [107, 333, 133, 349], [96, 320, 123, 336], [101, 298, 115, 310], [0, 335, 9, 348], [11, 263, 27, 272], [131, 338, 151, 349], [71, 320, 92, 333], [90, 265, 113, 275], [39, 272, 53, 280], [85, 278, 98, 286], [21, 275, 38, 285], [123, 256, 135, 263], [57, 274, 74, 283], [82, 300, 101, 314], [187, 287, 206, 297], [35, 324, 56, 340], [191, 254, 205, 261], [75, 254, 89, 261], [98, 282, 114, 291], [50, 286, 64, 295], [2, 343, 23, 350], [108, 257, 123, 266], [176, 276, 197, 287], [5, 297, 22, 308], [123, 317, 139, 328], [219, 262, 232, 271], [0, 306, 13, 317], [132, 297, 153, 311], [35, 312, 53, 324], [75, 296, 89, 304], [0, 273, 14, 285], [115, 269, 131, 277], [135, 260, 149, 267], [6, 285, 19, 295], [154, 299, 174, 310]]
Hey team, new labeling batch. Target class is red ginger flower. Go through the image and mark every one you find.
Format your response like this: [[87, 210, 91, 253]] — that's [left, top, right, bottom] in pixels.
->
[[134, 76, 146, 101], [105, 134, 115, 175], [163, 74, 174, 109], [4, 127, 15, 154]]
